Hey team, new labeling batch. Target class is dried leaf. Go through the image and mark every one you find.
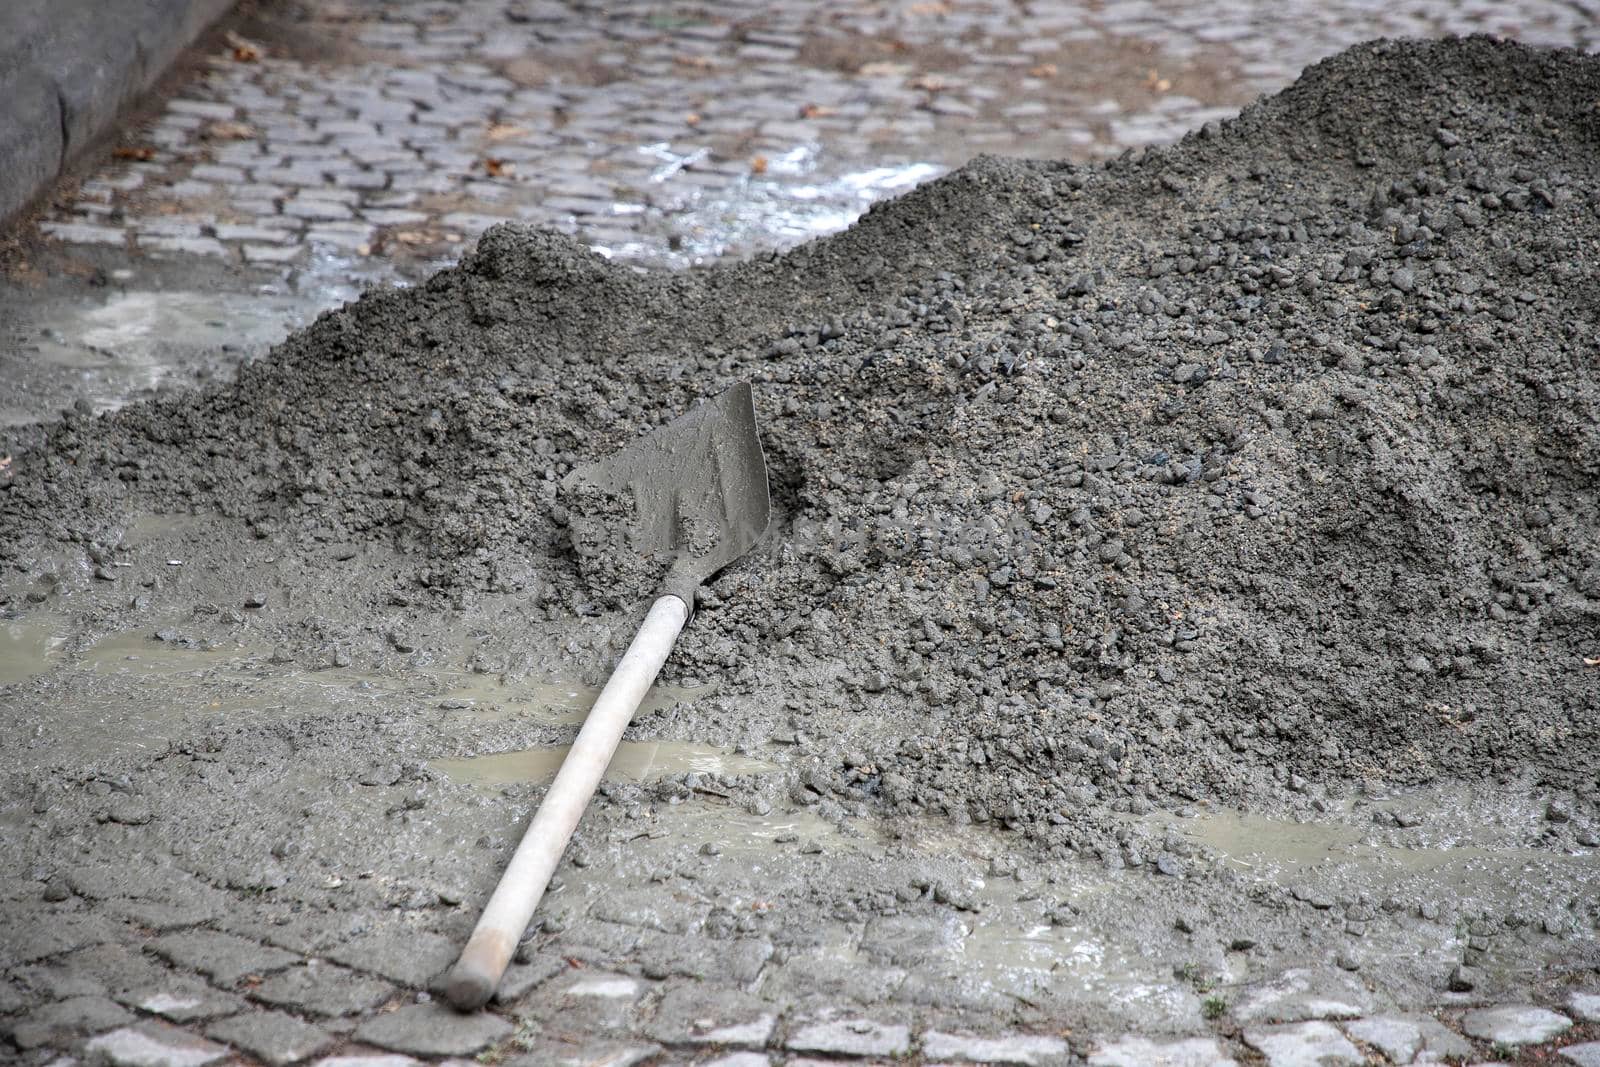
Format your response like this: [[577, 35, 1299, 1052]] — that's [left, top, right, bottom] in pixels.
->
[[750, 155, 768, 175], [1145, 68, 1172, 93], [1585, 656, 1600, 667], [112, 146, 157, 161], [910, 73, 949, 92], [674, 54, 716, 71], [485, 123, 528, 142], [798, 103, 835, 119], [685, 112, 701, 126], [1028, 62, 1059, 79], [202, 121, 258, 141], [482, 157, 514, 177], [226, 32, 262, 62]]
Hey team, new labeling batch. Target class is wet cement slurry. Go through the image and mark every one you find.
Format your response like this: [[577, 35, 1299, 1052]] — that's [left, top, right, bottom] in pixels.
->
[[2, 6, 1600, 1067]]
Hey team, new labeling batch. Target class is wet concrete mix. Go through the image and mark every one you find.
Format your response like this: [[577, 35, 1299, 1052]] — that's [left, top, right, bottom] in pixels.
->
[[1, 36, 1598, 1031]]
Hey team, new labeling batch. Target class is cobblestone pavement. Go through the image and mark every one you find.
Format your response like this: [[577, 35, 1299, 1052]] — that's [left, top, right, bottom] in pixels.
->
[[24, 0, 1600, 275], [4, 0, 1598, 427], [6, 2, 1600, 1066]]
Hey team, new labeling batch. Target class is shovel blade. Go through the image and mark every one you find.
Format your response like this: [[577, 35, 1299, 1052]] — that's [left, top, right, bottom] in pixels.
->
[[565, 382, 770, 599]]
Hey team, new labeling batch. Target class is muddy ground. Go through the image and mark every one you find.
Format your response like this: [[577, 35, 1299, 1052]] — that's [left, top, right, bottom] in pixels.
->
[[2, 35, 1599, 1066]]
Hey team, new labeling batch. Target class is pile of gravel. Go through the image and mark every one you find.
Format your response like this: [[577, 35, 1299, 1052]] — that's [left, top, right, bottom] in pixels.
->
[[4, 37, 1597, 853]]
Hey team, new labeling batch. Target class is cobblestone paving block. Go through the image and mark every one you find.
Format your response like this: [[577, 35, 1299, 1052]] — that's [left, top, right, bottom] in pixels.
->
[[1087, 1034, 1236, 1066], [786, 1017, 911, 1058], [84, 1020, 230, 1067], [761, 956, 907, 1004], [40, 222, 128, 245], [489, 955, 565, 1004], [644, 982, 776, 1047], [147, 929, 301, 987], [251, 963, 397, 1018], [326, 930, 456, 989], [1570, 992, 1600, 1023], [1560, 1042, 1600, 1067], [698, 1054, 770, 1067], [125, 983, 248, 1024], [924, 1029, 1072, 1065], [1231, 968, 1377, 1024], [1341, 1015, 1472, 1064], [5, 995, 133, 1050], [502, 1038, 660, 1066], [1242, 1021, 1362, 1067], [308, 1055, 421, 1067], [206, 1009, 333, 1066], [1461, 1005, 1572, 1045], [353, 1003, 512, 1057]]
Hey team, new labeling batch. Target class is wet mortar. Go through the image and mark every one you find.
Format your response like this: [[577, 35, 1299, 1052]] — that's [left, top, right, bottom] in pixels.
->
[[1, 35, 1599, 1064]]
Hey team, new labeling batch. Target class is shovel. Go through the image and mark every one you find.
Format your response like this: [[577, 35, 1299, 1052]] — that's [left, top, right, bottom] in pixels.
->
[[443, 382, 771, 1011]]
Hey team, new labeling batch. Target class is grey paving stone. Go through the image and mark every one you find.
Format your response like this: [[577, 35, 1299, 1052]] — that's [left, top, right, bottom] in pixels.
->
[[1460, 1005, 1571, 1045], [1087, 1035, 1235, 1067], [147, 930, 301, 986], [85, 1020, 230, 1067], [168, 100, 237, 121], [490, 955, 565, 1004], [242, 243, 304, 264], [643, 983, 775, 1047], [1560, 1042, 1600, 1067], [353, 1003, 512, 1057], [786, 1017, 910, 1058], [327, 930, 456, 988], [190, 165, 247, 183], [283, 199, 354, 221], [309, 1056, 421, 1067], [926, 1030, 1072, 1065], [1231, 968, 1377, 1024], [1570, 992, 1600, 1023], [698, 1054, 769, 1067], [124, 982, 246, 1024], [1342, 1015, 1472, 1065], [502, 1038, 660, 1066], [360, 209, 429, 226], [206, 1010, 332, 1066], [252, 963, 396, 1017], [214, 223, 293, 242], [40, 221, 127, 245], [7, 995, 133, 1049], [1243, 1021, 1362, 1067], [139, 236, 230, 257]]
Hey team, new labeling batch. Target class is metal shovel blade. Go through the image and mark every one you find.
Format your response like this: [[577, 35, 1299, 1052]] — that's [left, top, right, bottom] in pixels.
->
[[563, 382, 771, 602]]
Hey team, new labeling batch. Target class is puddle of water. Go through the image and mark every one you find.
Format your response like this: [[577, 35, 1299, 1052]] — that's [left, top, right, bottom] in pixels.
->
[[591, 150, 945, 266], [81, 631, 268, 676], [0, 617, 66, 685], [431, 741, 775, 787], [5, 249, 405, 427], [426, 675, 710, 726], [1165, 804, 1600, 916]]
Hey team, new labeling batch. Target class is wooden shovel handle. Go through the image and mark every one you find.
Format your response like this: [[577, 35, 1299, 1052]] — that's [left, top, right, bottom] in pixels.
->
[[444, 594, 690, 1011]]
